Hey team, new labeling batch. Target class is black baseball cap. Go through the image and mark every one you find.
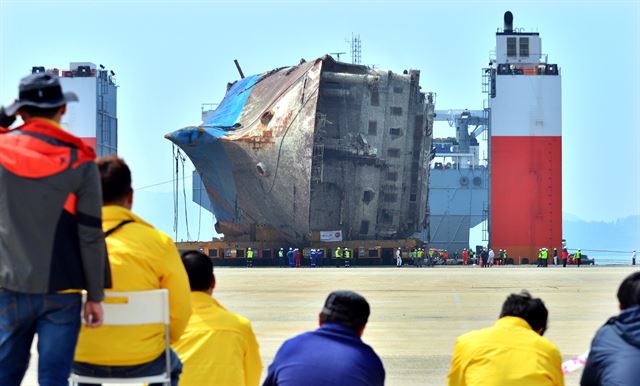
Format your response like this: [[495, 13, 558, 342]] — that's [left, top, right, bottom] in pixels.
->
[[5, 72, 78, 115], [321, 290, 370, 329]]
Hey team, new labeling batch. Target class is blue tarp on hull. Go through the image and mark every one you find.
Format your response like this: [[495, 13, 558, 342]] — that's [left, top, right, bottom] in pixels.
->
[[166, 74, 262, 223]]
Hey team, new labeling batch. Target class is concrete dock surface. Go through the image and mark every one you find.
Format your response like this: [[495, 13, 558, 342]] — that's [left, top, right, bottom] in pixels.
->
[[21, 265, 636, 386]]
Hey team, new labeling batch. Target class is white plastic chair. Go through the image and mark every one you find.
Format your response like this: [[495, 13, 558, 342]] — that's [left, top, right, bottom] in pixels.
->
[[69, 289, 171, 385]]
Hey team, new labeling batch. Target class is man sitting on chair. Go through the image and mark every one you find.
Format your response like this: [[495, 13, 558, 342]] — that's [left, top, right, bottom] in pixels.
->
[[73, 156, 192, 386], [173, 251, 262, 386]]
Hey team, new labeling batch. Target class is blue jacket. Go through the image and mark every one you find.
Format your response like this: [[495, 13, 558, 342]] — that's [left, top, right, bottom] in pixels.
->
[[263, 323, 385, 386], [581, 305, 640, 386]]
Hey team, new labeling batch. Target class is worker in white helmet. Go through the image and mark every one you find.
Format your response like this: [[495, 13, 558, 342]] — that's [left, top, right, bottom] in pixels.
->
[[278, 247, 285, 267], [396, 247, 402, 267], [287, 248, 295, 268], [246, 247, 254, 268]]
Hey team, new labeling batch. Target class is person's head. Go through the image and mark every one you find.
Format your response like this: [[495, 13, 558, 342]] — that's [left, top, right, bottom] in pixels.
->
[[96, 156, 133, 208], [617, 272, 640, 310], [181, 250, 215, 294], [6, 72, 78, 123], [319, 290, 370, 337], [500, 290, 548, 336]]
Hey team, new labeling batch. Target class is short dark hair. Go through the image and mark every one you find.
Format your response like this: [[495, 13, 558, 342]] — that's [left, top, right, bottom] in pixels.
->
[[181, 250, 214, 292], [320, 290, 370, 331], [19, 105, 64, 119], [617, 272, 640, 309], [96, 156, 132, 204], [500, 290, 548, 334]]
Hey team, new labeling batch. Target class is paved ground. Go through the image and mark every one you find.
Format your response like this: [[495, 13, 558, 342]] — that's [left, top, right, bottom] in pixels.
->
[[22, 265, 636, 385]]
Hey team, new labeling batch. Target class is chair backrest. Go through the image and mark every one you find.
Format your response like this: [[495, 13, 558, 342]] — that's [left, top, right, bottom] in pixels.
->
[[101, 289, 169, 326], [71, 289, 172, 385]]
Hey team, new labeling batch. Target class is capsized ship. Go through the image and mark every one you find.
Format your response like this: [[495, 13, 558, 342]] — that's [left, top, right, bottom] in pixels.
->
[[166, 56, 434, 243]]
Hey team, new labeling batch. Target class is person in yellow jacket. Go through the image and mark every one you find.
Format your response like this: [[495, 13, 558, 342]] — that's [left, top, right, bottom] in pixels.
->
[[246, 247, 254, 268], [448, 290, 564, 386], [174, 251, 262, 386], [73, 156, 192, 385]]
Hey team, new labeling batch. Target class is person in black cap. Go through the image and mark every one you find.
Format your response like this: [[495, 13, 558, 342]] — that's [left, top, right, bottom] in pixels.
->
[[0, 72, 79, 127], [0, 72, 108, 386], [263, 290, 385, 386]]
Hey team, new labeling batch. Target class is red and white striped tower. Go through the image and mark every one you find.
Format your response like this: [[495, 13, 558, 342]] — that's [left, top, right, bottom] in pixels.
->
[[489, 11, 562, 261]]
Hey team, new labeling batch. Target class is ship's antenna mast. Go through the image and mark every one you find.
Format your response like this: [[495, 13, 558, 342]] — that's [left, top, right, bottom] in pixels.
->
[[330, 52, 347, 61], [233, 59, 245, 79], [350, 33, 362, 64]]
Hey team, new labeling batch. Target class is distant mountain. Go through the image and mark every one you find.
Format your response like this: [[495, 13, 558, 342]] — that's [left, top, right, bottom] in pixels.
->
[[562, 212, 583, 222], [563, 213, 640, 251]]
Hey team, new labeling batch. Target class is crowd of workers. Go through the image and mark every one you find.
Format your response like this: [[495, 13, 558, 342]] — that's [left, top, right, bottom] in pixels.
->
[[419, 246, 590, 268], [260, 245, 589, 268], [1, 73, 639, 386], [265, 247, 626, 268]]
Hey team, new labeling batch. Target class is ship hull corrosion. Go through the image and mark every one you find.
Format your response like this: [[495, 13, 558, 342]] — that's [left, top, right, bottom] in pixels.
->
[[166, 56, 434, 243]]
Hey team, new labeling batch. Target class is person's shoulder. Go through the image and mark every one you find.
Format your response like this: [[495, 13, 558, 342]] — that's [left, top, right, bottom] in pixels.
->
[[153, 228, 178, 247], [118, 215, 178, 252], [594, 320, 617, 336], [359, 340, 384, 362], [284, 330, 318, 346], [219, 307, 255, 332], [533, 334, 561, 359], [275, 331, 317, 355], [130, 221, 176, 248], [456, 325, 493, 345], [590, 320, 626, 349]]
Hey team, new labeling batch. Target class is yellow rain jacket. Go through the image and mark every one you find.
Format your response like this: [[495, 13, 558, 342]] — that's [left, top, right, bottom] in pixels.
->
[[448, 316, 564, 386], [74, 205, 192, 365], [173, 291, 262, 386]]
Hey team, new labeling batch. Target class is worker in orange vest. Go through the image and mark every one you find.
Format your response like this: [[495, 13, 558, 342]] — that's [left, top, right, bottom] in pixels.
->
[[462, 248, 469, 265]]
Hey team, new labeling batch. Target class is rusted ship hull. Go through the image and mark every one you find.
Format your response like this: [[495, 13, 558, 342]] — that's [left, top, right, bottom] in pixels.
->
[[166, 56, 434, 242]]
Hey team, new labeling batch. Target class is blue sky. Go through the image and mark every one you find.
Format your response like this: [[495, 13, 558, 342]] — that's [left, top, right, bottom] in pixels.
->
[[1, 0, 638, 243]]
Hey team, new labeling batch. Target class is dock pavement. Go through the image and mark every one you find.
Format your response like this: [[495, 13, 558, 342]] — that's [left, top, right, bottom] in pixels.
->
[[21, 265, 636, 386]]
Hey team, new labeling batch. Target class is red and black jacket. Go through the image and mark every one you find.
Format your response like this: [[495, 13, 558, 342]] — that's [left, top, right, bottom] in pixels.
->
[[0, 119, 109, 301]]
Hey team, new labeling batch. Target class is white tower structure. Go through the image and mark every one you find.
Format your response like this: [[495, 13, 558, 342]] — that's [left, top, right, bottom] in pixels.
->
[[488, 11, 562, 259], [34, 62, 119, 156]]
